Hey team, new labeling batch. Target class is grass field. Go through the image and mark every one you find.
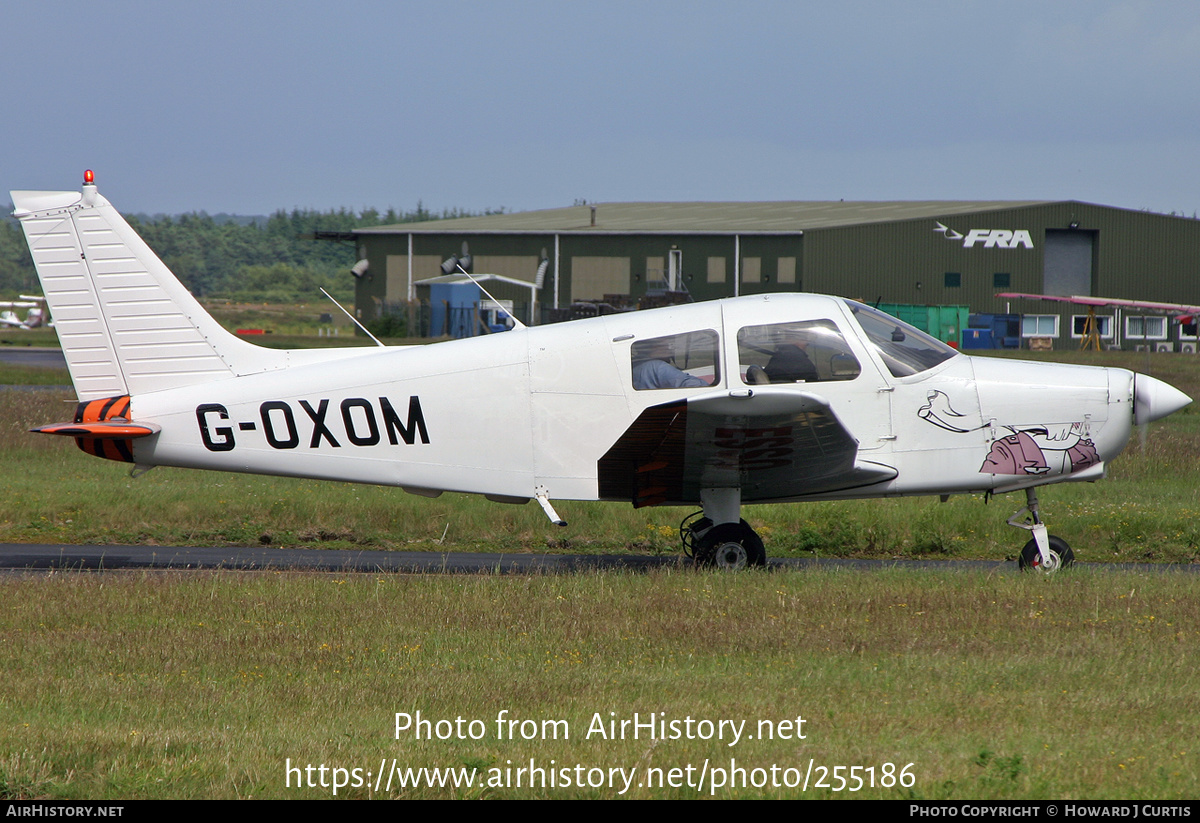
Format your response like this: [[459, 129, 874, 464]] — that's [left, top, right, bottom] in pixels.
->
[[2, 568, 1198, 799], [1, 344, 1199, 798]]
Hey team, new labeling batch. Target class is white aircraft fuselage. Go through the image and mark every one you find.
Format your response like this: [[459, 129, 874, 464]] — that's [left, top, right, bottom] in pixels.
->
[[135, 296, 1128, 502]]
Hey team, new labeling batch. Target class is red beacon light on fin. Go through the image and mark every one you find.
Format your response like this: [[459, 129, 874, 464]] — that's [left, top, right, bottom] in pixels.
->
[[81, 169, 98, 205]]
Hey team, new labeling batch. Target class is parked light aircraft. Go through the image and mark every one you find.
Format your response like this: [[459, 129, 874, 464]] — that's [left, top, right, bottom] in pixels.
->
[[0, 296, 49, 329], [11, 174, 1193, 571]]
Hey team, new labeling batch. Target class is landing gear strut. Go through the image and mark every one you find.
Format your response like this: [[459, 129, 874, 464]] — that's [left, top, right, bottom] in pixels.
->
[[680, 488, 766, 570], [1007, 487, 1074, 573]]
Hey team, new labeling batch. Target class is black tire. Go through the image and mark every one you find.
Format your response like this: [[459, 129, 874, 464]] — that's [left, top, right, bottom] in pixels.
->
[[693, 521, 766, 570], [1018, 535, 1074, 573]]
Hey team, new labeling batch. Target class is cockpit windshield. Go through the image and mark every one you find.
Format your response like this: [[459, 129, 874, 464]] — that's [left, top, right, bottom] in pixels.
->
[[846, 301, 958, 378]]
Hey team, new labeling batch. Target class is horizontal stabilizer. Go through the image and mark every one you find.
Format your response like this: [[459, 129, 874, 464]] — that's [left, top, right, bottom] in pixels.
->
[[31, 421, 160, 439], [33, 393, 152, 463]]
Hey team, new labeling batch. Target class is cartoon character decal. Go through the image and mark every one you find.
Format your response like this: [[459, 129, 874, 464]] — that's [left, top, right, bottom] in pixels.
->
[[917, 391, 1101, 477], [919, 390, 986, 433], [980, 422, 1099, 476]]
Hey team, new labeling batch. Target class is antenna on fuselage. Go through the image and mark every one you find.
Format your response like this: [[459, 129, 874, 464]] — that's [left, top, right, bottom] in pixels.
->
[[453, 263, 527, 330], [320, 288, 386, 347]]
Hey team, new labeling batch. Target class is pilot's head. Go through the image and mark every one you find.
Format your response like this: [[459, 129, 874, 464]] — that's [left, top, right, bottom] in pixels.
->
[[633, 338, 676, 362], [778, 327, 812, 349]]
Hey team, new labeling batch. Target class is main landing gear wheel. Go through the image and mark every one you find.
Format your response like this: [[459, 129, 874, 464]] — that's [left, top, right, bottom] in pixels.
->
[[1018, 535, 1074, 573], [692, 521, 766, 570]]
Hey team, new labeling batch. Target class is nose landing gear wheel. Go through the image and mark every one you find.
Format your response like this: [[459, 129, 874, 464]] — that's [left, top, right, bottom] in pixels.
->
[[1018, 535, 1074, 573], [692, 521, 766, 570]]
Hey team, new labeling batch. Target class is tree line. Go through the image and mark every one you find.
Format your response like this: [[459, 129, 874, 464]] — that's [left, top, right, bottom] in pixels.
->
[[0, 202, 493, 303]]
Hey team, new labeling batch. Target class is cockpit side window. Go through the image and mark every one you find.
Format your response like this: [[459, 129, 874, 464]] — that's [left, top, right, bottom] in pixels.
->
[[631, 329, 720, 391], [737, 320, 861, 385], [847, 301, 958, 378]]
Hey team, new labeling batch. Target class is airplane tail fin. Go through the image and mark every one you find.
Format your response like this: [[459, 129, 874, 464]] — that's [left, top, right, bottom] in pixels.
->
[[11, 173, 287, 401]]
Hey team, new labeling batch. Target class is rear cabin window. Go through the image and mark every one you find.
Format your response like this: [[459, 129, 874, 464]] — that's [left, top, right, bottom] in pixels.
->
[[737, 320, 861, 384], [630, 330, 720, 390]]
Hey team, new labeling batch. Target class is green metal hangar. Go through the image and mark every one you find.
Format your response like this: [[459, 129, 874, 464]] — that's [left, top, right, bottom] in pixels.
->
[[351, 200, 1200, 349]]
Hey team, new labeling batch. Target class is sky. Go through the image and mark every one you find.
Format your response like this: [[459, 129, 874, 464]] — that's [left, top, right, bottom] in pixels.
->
[[3, 1, 1199, 217]]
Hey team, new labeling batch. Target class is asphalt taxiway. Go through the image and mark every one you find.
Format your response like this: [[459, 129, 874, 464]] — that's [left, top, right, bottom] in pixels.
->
[[2, 543, 1195, 575], [0, 346, 66, 368]]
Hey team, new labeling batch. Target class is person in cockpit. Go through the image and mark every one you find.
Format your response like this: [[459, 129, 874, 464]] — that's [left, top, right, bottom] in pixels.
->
[[631, 339, 707, 390], [765, 328, 818, 383]]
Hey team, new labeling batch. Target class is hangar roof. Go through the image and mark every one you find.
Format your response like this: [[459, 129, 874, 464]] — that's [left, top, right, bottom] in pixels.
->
[[355, 200, 1066, 235]]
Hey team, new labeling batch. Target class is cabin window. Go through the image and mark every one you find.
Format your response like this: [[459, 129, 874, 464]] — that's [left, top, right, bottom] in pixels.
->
[[737, 320, 861, 385], [630, 330, 720, 390]]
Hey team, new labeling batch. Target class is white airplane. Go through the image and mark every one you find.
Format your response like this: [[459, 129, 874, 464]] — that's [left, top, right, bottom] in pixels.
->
[[0, 296, 49, 329], [10, 173, 1193, 571]]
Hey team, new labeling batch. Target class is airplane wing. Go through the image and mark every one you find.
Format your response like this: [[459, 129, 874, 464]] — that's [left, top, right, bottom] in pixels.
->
[[598, 388, 897, 507], [997, 292, 1200, 316]]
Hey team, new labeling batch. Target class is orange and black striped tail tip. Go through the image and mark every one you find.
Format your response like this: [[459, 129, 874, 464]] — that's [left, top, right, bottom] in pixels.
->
[[30, 395, 156, 463]]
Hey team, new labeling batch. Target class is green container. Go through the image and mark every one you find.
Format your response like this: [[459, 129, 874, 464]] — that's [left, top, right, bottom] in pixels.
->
[[877, 303, 969, 348]]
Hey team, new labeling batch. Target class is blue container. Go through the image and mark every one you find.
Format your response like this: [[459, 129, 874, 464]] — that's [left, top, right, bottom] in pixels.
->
[[961, 328, 994, 349], [430, 282, 481, 337]]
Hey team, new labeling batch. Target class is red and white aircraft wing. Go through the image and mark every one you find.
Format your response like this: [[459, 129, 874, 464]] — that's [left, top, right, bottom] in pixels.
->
[[997, 292, 1200, 320]]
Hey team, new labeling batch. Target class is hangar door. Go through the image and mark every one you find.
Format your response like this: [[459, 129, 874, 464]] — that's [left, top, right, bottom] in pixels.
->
[[1043, 229, 1096, 296]]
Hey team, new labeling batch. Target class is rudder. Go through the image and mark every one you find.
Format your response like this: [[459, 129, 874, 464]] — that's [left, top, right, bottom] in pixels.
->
[[12, 173, 285, 401]]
